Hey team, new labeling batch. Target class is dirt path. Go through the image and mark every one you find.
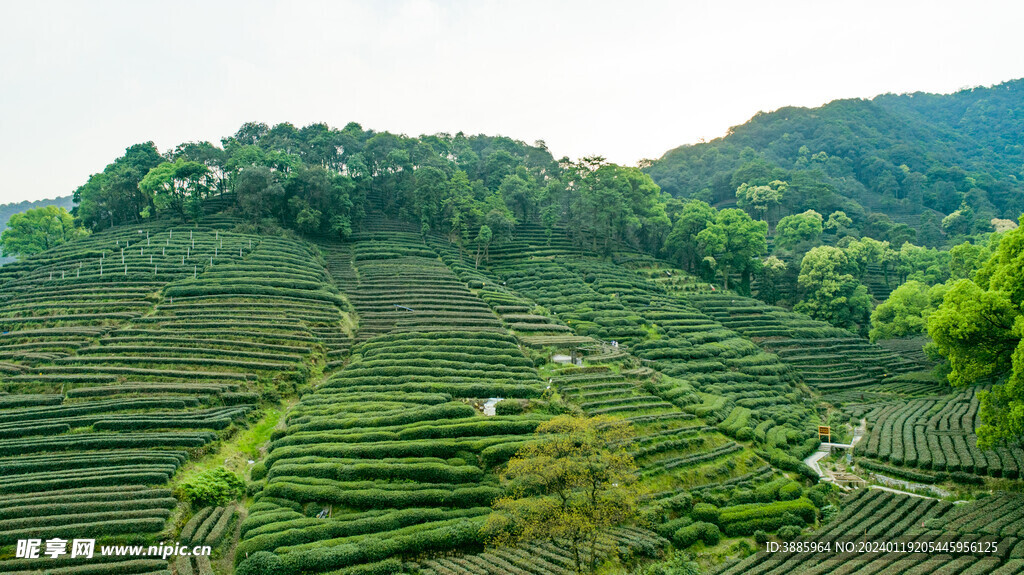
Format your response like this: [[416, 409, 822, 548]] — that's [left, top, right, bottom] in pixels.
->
[[867, 484, 942, 500]]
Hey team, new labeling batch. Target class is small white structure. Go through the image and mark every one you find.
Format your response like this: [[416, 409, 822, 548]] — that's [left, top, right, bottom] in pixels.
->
[[483, 398, 502, 416]]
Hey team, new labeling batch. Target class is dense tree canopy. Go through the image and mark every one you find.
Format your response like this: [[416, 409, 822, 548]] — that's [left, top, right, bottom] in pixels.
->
[[139, 158, 213, 220], [662, 199, 716, 272], [74, 142, 163, 231], [928, 219, 1024, 446], [868, 280, 947, 342], [794, 246, 872, 333], [775, 210, 823, 250], [0, 206, 88, 258], [645, 79, 1024, 251], [697, 208, 767, 294]]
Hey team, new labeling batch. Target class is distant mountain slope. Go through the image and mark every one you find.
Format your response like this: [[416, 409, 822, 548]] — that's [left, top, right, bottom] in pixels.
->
[[0, 195, 75, 264], [646, 79, 1024, 246]]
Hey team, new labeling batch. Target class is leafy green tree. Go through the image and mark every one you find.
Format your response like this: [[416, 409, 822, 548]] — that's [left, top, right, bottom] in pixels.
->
[[942, 208, 973, 236], [234, 166, 285, 221], [484, 415, 640, 575], [172, 141, 228, 193], [929, 220, 1024, 446], [485, 208, 516, 249], [230, 121, 269, 146], [794, 246, 872, 333], [824, 210, 853, 234], [483, 149, 522, 190], [844, 237, 888, 274], [894, 242, 950, 285], [443, 170, 483, 254], [663, 199, 716, 272], [500, 173, 537, 221], [757, 255, 787, 305], [139, 158, 212, 220], [845, 237, 896, 286], [0, 206, 88, 258], [948, 241, 988, 280], [289, 197, 322, 234], [775, 210, 823, 250], [697, 208, 767, 293], [411, 166, 449, 231], [474, 225, 492, 269], [284, 166, 357, 236], [564, 158, 669, 255], [74, 142, 163, 230], [869, 280, 944, 341], [736, 180, 787, 227]]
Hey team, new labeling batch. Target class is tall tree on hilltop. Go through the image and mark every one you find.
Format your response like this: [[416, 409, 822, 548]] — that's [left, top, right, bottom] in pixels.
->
[[74, 142, 163, 230], [139, 158, 213, 221]]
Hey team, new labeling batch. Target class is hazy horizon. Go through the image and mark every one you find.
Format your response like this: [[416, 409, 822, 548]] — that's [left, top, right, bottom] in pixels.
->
[[3, 0, 1024, 204]]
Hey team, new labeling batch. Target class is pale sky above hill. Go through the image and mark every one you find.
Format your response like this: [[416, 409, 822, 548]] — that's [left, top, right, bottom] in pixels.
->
[[2, 0, 1024, 203]]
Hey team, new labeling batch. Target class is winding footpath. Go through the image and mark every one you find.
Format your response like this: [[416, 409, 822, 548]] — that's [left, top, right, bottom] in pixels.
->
[[803, 418, 866, 477]]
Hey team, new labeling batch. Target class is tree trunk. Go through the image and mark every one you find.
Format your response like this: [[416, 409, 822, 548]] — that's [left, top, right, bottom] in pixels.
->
[[588, 532, 598, 573], [572, 538, 582, 574]]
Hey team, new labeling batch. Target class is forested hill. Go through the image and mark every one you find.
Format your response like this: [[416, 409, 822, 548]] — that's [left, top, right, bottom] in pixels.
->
[[645, 78, 1024, 246], [0, 196, 74, 231]]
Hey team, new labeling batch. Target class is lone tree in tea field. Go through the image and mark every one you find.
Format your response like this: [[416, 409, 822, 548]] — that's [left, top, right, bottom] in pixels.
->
[[484, 415, 642, 574]]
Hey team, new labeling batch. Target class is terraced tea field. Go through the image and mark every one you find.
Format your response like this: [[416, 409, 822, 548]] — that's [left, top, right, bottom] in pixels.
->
[[238, 230, 552, 575], [0, 208, 1016, 575], [683, 293, 920, 391], [715, 490, 1024, 575], [484, 255, 821, 469], [853, 387, 1024, 480], [0, 217, 349, 574]]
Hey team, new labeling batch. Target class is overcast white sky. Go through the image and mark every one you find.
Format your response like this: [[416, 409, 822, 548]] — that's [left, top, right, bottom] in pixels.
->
[[2, 0, 1023, 204]]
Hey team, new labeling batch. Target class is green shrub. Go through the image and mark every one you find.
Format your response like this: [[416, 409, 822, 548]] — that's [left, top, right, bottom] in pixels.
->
[[807, 489, 826, 508], [778, 482, 802, 501], [754, 530, 769, 544], [777, 525, 801, 541], [177, 467, 245, 508], [691, 503, 720, 523], [480, 441, 530, 469], [236, 507, 488, 558], [950, 471, 984, 485], [237, 551, 283, 575], [204, 505, 238, 547], [672, 521, 720, 548], [735, 427, 753, 441], [637, 554, 700, 575], [663, 492, 693, 513], [718, 497, 817, 536], [494, 399, 523, 415], [251, 462, 268, 481]]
